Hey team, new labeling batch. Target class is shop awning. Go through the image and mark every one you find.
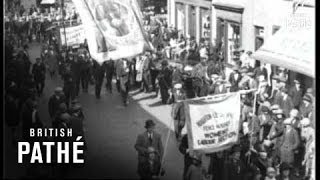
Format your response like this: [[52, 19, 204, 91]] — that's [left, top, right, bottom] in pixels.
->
[[252, 11, 315, 78], [41, 0, 56, 4]]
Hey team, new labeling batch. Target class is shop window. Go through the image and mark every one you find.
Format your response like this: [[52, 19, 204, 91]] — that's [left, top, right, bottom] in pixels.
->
[[200, 7, 210, 40], [188, 5, 196, 38], [175, 3, 185, 37], [216, 19, 241, 65], [255, 26, 264, 50], [226, 22, 241, 65]]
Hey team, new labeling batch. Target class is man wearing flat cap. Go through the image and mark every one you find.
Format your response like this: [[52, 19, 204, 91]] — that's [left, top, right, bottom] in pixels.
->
[[135, 120, 163, 175], [299, 94, 313, 119], [48, 87, 66, 120]]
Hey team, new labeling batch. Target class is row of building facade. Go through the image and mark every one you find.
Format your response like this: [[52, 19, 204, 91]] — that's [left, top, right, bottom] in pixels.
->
[[166, 0, 314, 89]]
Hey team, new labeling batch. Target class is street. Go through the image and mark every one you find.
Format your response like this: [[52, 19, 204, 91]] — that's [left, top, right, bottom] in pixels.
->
[[4, 42, 185, 179]]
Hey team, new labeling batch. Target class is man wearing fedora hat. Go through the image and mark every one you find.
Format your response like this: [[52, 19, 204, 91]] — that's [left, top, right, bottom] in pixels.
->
[[267, 109, 286, 159], [299, 94, 313, 119], [135, 120, 163, 175]]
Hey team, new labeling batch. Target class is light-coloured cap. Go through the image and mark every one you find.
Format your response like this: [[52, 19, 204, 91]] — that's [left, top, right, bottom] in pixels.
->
[[54, 87, 63, 92], [174, 83, 182, 89], [283, 118, 292, 125], [300, 118, 311, 126], [267, 167, 276, 173], [184, 65, 193, 71], [290, 109, 299, 118]]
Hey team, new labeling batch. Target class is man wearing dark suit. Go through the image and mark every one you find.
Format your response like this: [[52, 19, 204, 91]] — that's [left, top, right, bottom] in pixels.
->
[[135, 120, 164, 175], [228, 66, 242, 92], [116, 59, 131, 106], [275, 88, 294, 118], [288, 80, 303, 109], [254, 64, 268, 81], [48, 87, 66, 120], [214, 79, 228, 95]]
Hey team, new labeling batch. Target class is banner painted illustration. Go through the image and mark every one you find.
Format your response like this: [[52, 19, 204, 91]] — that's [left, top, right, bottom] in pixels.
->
[[184, 92, 241, 153], [60, 25, 86, 46], [72, 0, 151, 63]]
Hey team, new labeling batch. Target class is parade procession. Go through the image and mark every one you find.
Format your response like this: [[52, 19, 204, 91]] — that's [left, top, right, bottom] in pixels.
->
[[4, 0, 315, 179]]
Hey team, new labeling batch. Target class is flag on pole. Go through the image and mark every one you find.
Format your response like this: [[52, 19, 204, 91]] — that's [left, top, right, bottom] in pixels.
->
[[72, 0, 152, 64]]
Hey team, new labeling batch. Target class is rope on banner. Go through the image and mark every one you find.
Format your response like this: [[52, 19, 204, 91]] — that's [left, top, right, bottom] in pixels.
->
[[179, 88, 258, 103]]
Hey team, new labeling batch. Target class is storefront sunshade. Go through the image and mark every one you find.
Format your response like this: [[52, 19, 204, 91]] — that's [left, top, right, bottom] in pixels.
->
[[41, 0, 56, 4], [252, 13, 315, 78]]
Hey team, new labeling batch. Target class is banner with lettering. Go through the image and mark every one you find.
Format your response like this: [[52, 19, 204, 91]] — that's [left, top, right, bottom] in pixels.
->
[[72, 0, 151, 63], [184, 92, 241, 153], [60, 25, 86, 46]]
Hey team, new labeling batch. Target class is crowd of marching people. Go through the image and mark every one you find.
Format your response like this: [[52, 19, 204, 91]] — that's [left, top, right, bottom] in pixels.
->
[[4, 2, 315, 180]]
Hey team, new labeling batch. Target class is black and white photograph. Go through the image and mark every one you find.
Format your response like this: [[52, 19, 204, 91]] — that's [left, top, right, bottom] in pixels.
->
[[3, 0, 315, 179]]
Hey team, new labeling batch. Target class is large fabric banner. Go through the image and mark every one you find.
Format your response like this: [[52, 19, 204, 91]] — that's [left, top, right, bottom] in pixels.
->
[[72, 0, 151, 63], [60, 25, 86, 46], [184, 92, 241, 153]]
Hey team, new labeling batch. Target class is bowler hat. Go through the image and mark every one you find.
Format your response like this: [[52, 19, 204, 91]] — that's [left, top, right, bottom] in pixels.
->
[[145, 119, 156, 128]]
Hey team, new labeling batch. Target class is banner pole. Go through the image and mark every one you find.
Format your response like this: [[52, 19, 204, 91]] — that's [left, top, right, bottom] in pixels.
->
[[158, 116, 173, 177], [61, 0, 67, 48], [248, 86, 259, 163]]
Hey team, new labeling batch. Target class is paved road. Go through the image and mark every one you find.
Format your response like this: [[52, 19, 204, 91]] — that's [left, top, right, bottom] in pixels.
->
[[4, 42, 187, 179]]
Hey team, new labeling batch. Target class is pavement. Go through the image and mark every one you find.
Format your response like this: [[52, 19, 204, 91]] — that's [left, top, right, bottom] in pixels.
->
[[4, 42, 185, 179]]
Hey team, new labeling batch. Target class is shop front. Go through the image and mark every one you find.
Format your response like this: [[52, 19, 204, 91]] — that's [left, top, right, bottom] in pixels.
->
[[169, 0, 212, 43], [252, 7, 315, 90]]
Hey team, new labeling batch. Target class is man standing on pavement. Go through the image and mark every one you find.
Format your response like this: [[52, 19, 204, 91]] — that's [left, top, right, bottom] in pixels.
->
[[32, 57, 46, 97], [116, 58, 131, 106], [135, 120, 164, 177]]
